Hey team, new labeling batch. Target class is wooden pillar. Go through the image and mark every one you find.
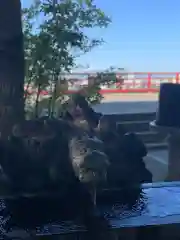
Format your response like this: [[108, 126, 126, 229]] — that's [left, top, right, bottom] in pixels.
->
[[0, 0, 24, 138]]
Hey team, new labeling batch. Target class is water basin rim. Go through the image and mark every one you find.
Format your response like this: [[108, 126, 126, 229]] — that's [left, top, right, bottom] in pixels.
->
[[1, 181, 180, 200]]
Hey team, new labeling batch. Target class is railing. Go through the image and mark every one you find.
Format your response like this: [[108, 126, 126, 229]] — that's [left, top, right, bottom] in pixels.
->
[[25, 72, 180, 95]]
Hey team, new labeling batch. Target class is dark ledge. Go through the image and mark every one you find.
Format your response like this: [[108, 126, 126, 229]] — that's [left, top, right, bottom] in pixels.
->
[[2, 181, 180, 237]]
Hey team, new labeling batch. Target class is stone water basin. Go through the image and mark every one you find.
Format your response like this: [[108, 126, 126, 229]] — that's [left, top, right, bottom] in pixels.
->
[[1, 181, 180, 238]]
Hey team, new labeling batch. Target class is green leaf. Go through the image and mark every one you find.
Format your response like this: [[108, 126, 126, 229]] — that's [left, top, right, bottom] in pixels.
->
[[23, 0, 113, 114]]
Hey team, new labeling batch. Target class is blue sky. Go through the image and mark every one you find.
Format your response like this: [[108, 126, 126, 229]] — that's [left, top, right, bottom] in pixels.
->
[[22, 0, 180, 72]]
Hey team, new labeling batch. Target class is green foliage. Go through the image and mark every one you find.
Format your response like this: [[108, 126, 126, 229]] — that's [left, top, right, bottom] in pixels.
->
[[84, 66, 124, 104], [23, 0, 123, 117]]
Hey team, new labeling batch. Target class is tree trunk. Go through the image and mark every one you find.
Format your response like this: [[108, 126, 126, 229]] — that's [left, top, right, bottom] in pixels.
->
[[0, 0, 24, 138]]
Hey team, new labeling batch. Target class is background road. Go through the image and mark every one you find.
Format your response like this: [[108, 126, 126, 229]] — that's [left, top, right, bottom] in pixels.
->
[[94, 100, 158, 114], [93, 93, 158, 114]]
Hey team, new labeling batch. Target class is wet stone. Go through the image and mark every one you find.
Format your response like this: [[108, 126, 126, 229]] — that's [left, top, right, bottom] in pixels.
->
[[1, 182, 180, 238]]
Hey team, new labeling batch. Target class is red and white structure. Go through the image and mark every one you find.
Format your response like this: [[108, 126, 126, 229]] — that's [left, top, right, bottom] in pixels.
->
[[24, 72, 180, 95]]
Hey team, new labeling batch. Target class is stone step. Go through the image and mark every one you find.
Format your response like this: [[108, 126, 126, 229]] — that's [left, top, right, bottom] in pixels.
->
[[137, 131, 165, 143], [103, 112, 167, 149], [146, 142, 168, 150], [136, 131, 165, 143], [117, 120, 150, 132], [144, 155, 168, 182], [104, 112, 156, 122]]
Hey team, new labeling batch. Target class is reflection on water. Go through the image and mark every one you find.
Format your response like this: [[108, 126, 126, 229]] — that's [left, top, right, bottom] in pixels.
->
[[1, 185, 180, 237]]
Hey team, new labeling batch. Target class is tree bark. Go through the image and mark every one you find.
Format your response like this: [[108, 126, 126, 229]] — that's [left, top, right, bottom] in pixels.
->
[[0, 0, 24, 138]]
